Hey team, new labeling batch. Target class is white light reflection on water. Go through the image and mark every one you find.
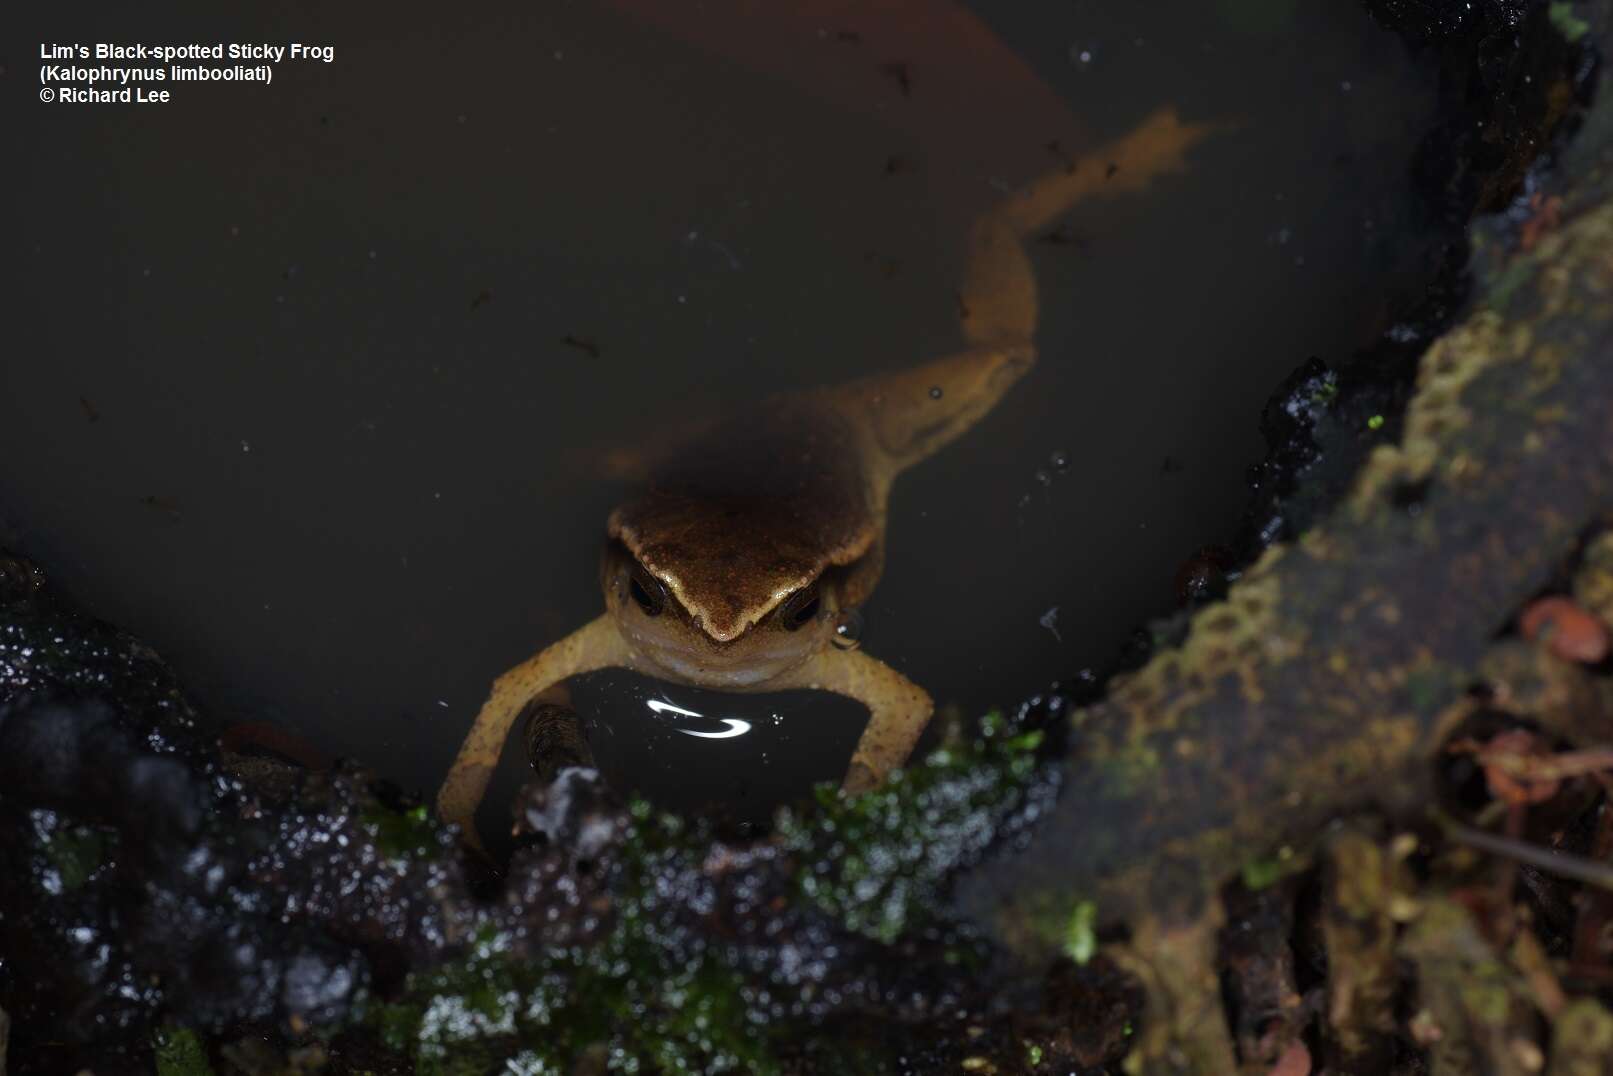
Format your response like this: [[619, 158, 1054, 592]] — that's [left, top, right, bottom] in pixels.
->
[[645, 697, 752, 740]]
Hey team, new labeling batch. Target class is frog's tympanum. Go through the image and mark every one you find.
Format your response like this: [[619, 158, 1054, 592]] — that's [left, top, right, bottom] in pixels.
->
[[438, 109, 1216, 845]]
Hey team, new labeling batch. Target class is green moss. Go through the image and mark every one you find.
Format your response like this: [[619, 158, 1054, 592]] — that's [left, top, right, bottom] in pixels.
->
[[1404, 661, 1459, 713], [777, 710, 1050, 944], [1100, 740, 1163, 798], [1063, 901, 1098, 965], [999, 886, 1106, 959], [1484, 256, 1540, 309], [368, 708, 1051, 1071], [361, 802, 438, 860], [1549, 1, 1591, 42], [375, 886, 781, 1073], [1240, 845, 1301, 890], [1461, 973, 1514, 1024], [41, 821, 112, 891], [504, 1052, 568, 1075], [153, 1027, 214, 1076]]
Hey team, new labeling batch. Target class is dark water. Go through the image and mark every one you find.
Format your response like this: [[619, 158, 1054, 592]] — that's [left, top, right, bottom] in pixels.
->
[[6, 1, 1440, 833]]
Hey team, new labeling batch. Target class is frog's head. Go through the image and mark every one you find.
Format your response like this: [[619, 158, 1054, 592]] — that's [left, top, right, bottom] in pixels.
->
[[600, 538, 845, 689]]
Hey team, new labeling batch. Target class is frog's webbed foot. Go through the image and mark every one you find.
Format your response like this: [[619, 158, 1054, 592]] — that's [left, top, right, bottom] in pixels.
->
[[437, 614, 633, 851], [772, 648, 934, 794]]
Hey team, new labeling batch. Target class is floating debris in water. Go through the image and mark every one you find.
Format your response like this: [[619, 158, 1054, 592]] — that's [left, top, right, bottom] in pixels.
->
[[682, 230, 744, 271], [1039, 605, 1062, 642], [1038, 223, 1090, 247], [560, 334, 601, 359], [140, 495, 181, 521], [878, 61, 912, 96]]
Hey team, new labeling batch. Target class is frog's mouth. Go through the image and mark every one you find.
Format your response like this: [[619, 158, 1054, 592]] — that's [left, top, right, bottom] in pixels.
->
[[618, 612, 818, 690], [602, 540, 838, 690]]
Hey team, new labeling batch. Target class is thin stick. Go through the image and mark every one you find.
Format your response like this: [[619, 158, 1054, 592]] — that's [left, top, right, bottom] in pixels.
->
[[1443, 817, 1613, 891]]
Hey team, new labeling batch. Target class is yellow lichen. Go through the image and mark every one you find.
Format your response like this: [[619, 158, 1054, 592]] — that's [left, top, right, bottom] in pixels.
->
[[1110, 556, 1294, 736], [1352, 310, 1510, 508], [1573, 532, 1613, 626], [1348, 202, 1613, 516]]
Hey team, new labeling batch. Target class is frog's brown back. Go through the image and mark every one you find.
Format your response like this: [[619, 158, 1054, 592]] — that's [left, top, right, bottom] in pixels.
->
[[607, 398, 876, 641]]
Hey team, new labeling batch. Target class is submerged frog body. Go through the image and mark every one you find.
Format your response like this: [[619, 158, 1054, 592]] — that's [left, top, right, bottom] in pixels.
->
[[438, 109, 1217, 845]]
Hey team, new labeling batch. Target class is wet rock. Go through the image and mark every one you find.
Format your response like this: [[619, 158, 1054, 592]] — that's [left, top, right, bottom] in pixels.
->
[[957, 27, 1613, 1074], [1174, 544, 1235, 607], [1231, 0, 1590, 569], [513, 765, 621, 863], [0, 696, 428, 1060], [280, 941, 367, 1028], [0, 554, 44, 600], [1573, 531, 1613, 625], [1363, 0, 1530, 45], [0, 699, 204, 882]]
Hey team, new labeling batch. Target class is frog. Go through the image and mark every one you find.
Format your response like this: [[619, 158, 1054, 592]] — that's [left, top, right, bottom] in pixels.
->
[[437, 108, 1218, 846]]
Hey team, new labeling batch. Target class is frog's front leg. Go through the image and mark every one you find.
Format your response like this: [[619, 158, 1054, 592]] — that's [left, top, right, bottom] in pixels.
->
[[771, 649, 935, 794], [437, 614, 634, 847]]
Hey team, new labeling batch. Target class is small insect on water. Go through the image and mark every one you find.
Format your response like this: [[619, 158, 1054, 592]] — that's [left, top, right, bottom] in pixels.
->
[[437, 109, 1223, 850]]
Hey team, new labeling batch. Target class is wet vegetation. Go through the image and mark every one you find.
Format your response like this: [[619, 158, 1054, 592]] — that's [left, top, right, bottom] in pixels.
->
[[0, 600, 1071, 1072], [5, 0, 1613, 1073]]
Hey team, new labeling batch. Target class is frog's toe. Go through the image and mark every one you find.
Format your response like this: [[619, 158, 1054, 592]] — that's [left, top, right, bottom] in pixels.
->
[[841, 760, 879, 796], [989, 343, 1037, 383]]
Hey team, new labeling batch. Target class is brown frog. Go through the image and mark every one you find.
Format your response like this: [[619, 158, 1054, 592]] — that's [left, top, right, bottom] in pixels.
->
[[438, 109, 1217, 845]]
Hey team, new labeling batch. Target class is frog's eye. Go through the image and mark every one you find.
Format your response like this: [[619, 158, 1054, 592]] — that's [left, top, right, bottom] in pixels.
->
[[628, 564, 667, 617], [779, 585, 821, 631]]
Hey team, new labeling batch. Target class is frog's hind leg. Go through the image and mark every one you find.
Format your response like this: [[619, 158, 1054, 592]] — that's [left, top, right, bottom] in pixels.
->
[[960, 106, 1222, 346], [831, 109, 1220, 483], [827, 342, 1037, 480], [437, 614, 633, 851], [837, 533, 885, 612]]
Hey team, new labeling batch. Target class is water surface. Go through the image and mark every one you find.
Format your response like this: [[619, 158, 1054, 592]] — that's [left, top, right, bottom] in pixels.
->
[[5, 0, 1442, 830]]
